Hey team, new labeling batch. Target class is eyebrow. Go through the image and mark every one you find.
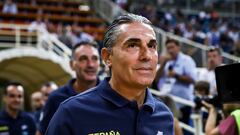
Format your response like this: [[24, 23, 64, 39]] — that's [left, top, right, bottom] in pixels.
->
[[148, 39, 157, 44], [124, 38, 157, 45], [124, 38, 141, 44]]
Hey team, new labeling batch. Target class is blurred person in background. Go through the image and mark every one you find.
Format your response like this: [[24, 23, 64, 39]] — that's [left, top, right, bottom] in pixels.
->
[[2, 0, 17, 14], [70, 23, 94, 45], [154, 39, 197, 127], [203, 101, 240, 135], [193, 81, 212, 129], [194, 81, 211, 99], [0, 82, 36, 135], [40, 81, 58, 104], [28, 15, 47, 33], [158, 95, 183, 135], [37, 41, 100, 135], [197, 47, 223, 95], [30, 91, 44, 128]]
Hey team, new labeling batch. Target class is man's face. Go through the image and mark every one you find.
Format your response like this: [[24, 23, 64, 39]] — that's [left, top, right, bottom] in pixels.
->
[[166, 42, 180, 59], [31, 92, 44, 110], [4, 86, 24, 112], [106, 22, 158, 88], [71, 45, 100, 82], [41, 86, 54, 103], [207, 50, 222, 70]]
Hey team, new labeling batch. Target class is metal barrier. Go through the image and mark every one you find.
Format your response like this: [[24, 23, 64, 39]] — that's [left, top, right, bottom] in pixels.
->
[[0, 23, 38, 48], [150, 89, 205, 135], [0, 23, 71, 60]]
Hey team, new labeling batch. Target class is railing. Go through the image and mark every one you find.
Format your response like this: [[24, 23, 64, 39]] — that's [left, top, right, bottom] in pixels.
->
[[0, 23, 38, 48], [150, 89, 204, 135], [0, 23, 71, 60], [91, 0, 127, 23], [154, 28, 240, 67]]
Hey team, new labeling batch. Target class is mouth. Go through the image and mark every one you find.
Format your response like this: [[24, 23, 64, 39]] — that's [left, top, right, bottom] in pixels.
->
[[134, 67, 153, 74], [84, 69, 97, 75], [135, 67, 153, 70]]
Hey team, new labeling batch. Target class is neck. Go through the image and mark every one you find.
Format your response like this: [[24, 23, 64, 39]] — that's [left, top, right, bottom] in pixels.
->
[[73, 78, 97, 93], [173, 53, 179, 60], [6, 107, 19, 119], [109, 78, 146, 108], [208, 65, 217, 71]]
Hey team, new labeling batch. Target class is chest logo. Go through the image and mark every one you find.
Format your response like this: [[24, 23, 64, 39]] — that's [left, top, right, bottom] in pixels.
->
[[157, 131, 163, 135], [88, 130, 120, 135]]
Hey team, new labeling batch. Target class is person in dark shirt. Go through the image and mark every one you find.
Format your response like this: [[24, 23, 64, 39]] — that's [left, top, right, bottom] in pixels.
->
[[38, 41, 100, 135], [0, 82, 36, 135], [46, 13, 174, 135], [30, 91, 44, 128]]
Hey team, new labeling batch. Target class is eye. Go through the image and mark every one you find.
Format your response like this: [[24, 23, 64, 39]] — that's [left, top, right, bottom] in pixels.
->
[[148, 44, 156, 49], [148, 40, 157, 50], [128, 43, 137, 48], [92, 56, 99, 61], [148, 43, 157, 50], [78, 56, 88, 61]]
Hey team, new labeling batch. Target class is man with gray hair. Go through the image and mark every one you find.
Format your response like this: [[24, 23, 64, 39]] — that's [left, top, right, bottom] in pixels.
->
[[38, 41, 100, 135], [46, 13, 174, 135]]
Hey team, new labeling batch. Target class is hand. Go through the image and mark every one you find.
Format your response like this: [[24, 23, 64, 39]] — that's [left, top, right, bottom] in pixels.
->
[[202, 101, 215, 111], [167, 70, 176, 78], [159, 54, 172, 64]]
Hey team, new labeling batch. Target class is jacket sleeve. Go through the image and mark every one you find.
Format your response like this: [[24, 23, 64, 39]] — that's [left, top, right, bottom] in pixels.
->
[[39, 95, 58, 134], [45, 104, 73, 135]]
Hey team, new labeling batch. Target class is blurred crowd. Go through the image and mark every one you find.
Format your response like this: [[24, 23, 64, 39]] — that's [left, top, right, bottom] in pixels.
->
[[1, 0, 240, 135], [113, 0, 240, 56]]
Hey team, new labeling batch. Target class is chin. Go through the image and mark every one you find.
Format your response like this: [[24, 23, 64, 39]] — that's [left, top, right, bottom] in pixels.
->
[[84, 76, 97, 82], [135, 78, 153, 87]]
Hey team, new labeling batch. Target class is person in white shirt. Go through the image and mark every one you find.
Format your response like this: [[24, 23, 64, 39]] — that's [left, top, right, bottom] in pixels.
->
[[2, 0, 17, 14], [197, 47, 223, 95]]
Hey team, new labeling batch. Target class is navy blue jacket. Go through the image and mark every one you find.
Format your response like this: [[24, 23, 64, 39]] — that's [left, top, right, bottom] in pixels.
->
[[0, 110, 36, 135], [39, 78, 100, 134], [46, 78, 174, 135], [39, 79, 78, 134]]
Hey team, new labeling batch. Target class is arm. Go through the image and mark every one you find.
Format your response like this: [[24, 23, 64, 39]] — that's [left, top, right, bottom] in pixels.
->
[[202, 101, 221, 135], [169, 71, 195, 84], [174, 118, 183, 135], [154, 55, 170, 84], [170, 57, 196, 84]]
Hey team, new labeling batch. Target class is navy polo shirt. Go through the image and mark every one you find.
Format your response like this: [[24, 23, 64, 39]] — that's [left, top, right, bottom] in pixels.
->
[[46, 77, 174, 135], [39, 78, 100, 134], [39, 79, 78, 134], [0, 110, 36, 135]]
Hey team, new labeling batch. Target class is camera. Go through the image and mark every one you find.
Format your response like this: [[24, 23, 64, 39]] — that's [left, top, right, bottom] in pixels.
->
[[215, 63, 240, 103], [194, 95, 222, 110]]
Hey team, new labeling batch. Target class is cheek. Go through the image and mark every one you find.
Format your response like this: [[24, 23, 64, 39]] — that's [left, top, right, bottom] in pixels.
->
[[152, 53, 158, 62], [76, 63, 85, 70]]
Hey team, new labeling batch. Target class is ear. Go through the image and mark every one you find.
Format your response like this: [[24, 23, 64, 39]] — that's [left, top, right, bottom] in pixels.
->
[[101, 47, 112, 68], [3, 95, 7, 103], [69, 60, 75, 71]]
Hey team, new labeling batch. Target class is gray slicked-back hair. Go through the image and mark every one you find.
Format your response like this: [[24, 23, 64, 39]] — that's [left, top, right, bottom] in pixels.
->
[[103, 13, 153, 52]]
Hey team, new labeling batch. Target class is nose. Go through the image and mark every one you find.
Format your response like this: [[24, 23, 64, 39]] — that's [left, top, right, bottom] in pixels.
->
[[139, 46, 152, 61], [14, 96, 21, 103], [87, 59, 96, 67]]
